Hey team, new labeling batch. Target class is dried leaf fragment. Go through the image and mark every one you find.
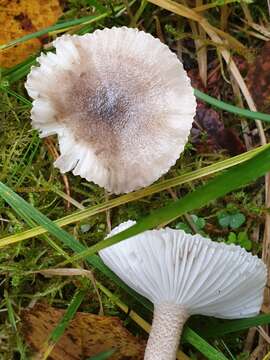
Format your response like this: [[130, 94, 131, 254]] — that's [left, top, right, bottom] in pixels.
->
[[0, 0, 62, 68], [247, 42, 270, 113], [21, 303, 145, 360], [188, 67, 245, 155]]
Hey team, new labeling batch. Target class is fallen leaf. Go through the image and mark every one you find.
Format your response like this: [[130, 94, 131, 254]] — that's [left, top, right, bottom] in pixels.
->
[[21, 303, 145, 360], [247, 41, 270, 113], [0, 0, 62, 68], [188, 67, 245, 155]]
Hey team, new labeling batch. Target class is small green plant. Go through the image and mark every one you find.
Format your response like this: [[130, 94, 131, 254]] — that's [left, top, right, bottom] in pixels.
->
[[227, 231, 252, 251], [217, 204, 246, 229], [175, 221, 192, 233], [191, 214, 206, 230], [176, 214, 206, 233]]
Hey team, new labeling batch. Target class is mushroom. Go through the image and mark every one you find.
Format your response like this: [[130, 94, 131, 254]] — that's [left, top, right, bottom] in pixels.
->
[[25, 27, 196, 194], [99, 221, 267, 360]]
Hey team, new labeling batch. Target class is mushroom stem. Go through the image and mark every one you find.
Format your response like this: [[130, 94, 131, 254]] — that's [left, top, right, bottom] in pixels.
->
[[144, 302, 189, 360]]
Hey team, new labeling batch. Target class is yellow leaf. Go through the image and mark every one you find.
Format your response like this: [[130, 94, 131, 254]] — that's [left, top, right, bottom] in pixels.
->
[[0, 0, 62, 68]]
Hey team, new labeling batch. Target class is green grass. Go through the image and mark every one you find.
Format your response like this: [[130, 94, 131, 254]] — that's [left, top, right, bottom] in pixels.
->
[[0, 0, 269, 359]]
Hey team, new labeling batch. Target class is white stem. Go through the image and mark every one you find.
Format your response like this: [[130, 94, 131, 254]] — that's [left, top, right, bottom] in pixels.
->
[[144, 303, 188, 360]]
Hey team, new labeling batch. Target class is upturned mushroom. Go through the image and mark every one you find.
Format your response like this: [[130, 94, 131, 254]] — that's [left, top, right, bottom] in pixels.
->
[[25, 27, 196, 194], [99, 221, 267, 360]]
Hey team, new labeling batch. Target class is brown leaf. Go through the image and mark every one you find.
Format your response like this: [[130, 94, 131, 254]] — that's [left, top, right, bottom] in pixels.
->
[[247, 41, 270, 113], [0, 0, 62, 68], [188, 68, 245, 155], [21, 303, 145, 360], [190, 101, 245, 155]]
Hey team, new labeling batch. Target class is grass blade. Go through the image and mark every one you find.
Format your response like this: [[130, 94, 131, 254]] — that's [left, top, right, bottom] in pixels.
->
[[36, 289, 86, 360], [0, 144, 267, 248], [0, 179, 153, 310], [0, 182, 233, 359], [0, 86, 32, 107], [194, 89, 270, 123], [5, 290, 26, 359], [204, 314, 270, 337], [63, 143, 270, 262], [5, 58, 37, 84], [184, 328, 227, 360], [1, 146, 270, 358]]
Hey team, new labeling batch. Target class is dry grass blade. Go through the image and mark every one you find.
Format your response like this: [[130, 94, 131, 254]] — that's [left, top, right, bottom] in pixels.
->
[[262, 351, 270, 360], [34, 268, 103, 315], [146, 0, 257, 120], [188, 0, 207, 86], [147, 0, 201, 21], [0, 145, 266, 248], [148, 0, 246, 54], [193, 0, 236, 12]]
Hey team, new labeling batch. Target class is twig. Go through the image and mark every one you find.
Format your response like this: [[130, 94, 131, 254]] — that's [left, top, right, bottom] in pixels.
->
[[250, 344, 268, 360], [153, 15, 165, 42], [258, 326, 270, 345], [244, 328, 257, 353]]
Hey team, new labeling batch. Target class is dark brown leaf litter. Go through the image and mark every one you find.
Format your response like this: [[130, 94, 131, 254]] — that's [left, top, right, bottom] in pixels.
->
[[21, 303, 145, 360], [247, 41, 270, 113], [188, 65, 246, 155]]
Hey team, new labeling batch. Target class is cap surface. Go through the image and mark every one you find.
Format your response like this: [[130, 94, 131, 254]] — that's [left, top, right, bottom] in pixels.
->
[[25, 27, 196, 194], [99, 221, 267, 319]]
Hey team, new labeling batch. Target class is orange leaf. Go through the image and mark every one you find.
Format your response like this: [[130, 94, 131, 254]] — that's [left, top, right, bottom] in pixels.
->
[[0, 0, 62, 68], [21, 303, 145, 360]]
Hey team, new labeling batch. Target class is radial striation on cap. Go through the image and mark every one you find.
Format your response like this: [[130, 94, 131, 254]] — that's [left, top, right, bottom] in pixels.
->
[[25, 27, 196, 194]]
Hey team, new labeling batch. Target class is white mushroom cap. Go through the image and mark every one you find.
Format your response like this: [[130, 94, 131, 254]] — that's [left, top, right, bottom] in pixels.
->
[[25, 27, 196, 194], [99, 221, 267, 319]]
